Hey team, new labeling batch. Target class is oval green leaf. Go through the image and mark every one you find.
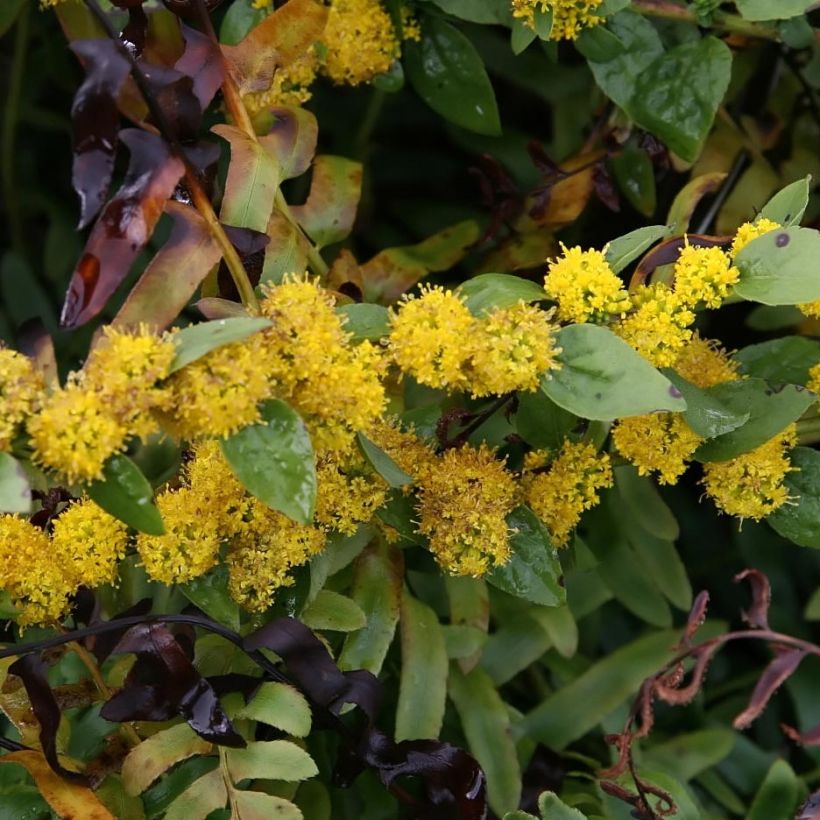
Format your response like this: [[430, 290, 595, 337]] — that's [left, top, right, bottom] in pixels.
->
[[225, 740, 317, 783], [237, 682, 311, 737], [170, 317, 272, 373], [542, 324, 686, 420], [768, 447, 820, 548], [760, 176, 811, 226], [457, 273, 546, 316], [604, 225, 669, 273], [356, 432, 412, 488], [180, 565, 240, 632], [301, 589, 367, 632], [87, 454, 165, 535], [336, 303, 390, 341], [221, 399, 316, 524], [736, 336, 820, 385]]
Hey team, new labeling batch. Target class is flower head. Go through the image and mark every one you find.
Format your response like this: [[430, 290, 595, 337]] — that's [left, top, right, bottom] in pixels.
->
[[614, 283, 694, 367], [673, 243, 738, 309], [244, 53, 318, 113], [673, 334, 738, 388], [511, 0, 604, 40], [731, 217, 780, 257], [316, 455, 387, 534], [467, 303, 561, 397], [416, 444, 517, 576], [544, 246, 631, 324], [808, 362, 820, 395], [368, 418, 436, 485], [0, 348, 43, 451], [702, 425, 797, 520], [524, 440, 613, 546], [390, 286, 477, 390]]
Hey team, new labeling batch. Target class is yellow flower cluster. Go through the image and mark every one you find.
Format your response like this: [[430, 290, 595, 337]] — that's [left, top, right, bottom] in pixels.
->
[[511, 0, 604, 40], [0, 348, 43, 451], [673, 243, 739, 309], [390, 287, 560, 395], [613, 336, 738, 484], [316, 454, 388, 535], [245, 56, 319, 114], [544, 246, 631, 324], [702, 425, 797, 520], [28, 327, 176, 483], [730, 217, 781, 257], [1, 499, 127, 626], [808, 362, 820, 394], [523, 441, 612, 546], [416, 444, 517, 576]]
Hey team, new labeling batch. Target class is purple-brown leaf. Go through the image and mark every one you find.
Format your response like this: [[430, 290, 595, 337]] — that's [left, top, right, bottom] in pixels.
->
[[735, 568, 772, 630], [797, 791, 820, 818], [69, 39, 132, 230], [176, 25, 225, 111], [781, 722, 820, 747], [733, 648, 806, 730], [60, 129, 185, 328]]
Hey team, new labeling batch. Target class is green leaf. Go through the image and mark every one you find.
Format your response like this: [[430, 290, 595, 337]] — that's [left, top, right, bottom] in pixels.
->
[[0, 0, 26, 38], [735, 227, 820, 304], [396, 589, 448, 742], [446, 576, 489, 674], [121, 723, 212, 797], [631, 37, 732, 162], [746, 759, 799, 820], [141, 757, 217, 818], [510, 19, 537, 54], [622, 526, 691, 612], [585, 11, 664, 112], [301, 589, 367, 632], [643, 729, 735, 782], [694, 379, 814, 462], [736, 336, 820, 385], [170, 317, 272, 373], [542, 324, 687, 420], [232, 791, 303, 820], [291, 155, 363, 249], [449, 666, 521, 816], [221, 399, 317, 524], [604, 225, 669, 273], [457, 273, 546, 316], [575, 24, 625, 62], [336, 303, 390, 341], [180, 566, 240, 632], [442, 625, 488, 660], [614, 465, 679, 541], [609, 143, 656, 216], [760, 176, 811, 226], [87, 454, 165, 535], [520, 628, 689, 747], [427, 0, 512, 24], [237, 682, 311, 737], [212, 124, 280, 233], [805, 586, 820, 619], [486, 507, 565, 606], [665, 371, 750, 439], [356, 432, 413, 488], [528, 604, 578, 658], [735, 0, 812, 21], [0, 453, 31, 514], [537, 791, 587, 820], [338, 542, 403, 675], [746, 304, 805, 331], [163, 769, 226, 820], [515, 390, 578, 451], [225, 740, 318, 783], [405, 17, 501, 136], [768, 447, 820, 548], [219, 0, 268, 44]]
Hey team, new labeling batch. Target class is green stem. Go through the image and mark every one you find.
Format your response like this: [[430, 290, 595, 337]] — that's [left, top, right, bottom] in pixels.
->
[[2, 2, 30, 255], [631, 0, 782, 41], [354, 88, 386, 159], [797, 413, 820, 446]]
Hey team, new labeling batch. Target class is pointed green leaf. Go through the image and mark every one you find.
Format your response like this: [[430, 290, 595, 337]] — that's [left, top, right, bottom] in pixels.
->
[[87, 454, 164, 535], [760, 176, 811, 226], [538, 791, 587, 819], [356, 432, 412, 488], [237, 682, 311, 737], [163, 769, 226, 820], [457, 273, 547, 317], [604, 225, 669, 273], [665, 371, 750, 439], [169, 317, 272, 373], [225, 740, 317, 783], [232, 791, 303, 820], [180, 565, 240, 632], [301, 589, 367, 632], [0, 453, 31, 514], [746, 759, 799, 820], [221, 399, 316, 524]]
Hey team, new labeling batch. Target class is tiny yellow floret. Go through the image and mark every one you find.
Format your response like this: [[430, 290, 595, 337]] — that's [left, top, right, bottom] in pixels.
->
[[673, 243, 738, 309], [511, 0, 605, 41], [673, 334, 739, 388], [731, 218, 781, 257], [0, 348, 43, 451]]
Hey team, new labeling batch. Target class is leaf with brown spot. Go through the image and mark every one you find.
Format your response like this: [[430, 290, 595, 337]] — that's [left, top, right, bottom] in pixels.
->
[[113, 201, 222, 330], [361, 220, 481, 303], [0, 751, 114, 820], [733, 648, 806, 730], [222, 0, 328, 95], [60, 129, 186, 328], [735, 568, 771, 630], [291, 155, 363, 249], [69, 39, 132, 229], [666, 171, 727, 234]]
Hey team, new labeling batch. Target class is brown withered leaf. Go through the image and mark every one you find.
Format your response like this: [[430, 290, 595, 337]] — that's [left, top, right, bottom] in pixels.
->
[[733, 648, 806, 730], [113, 201, 222, 330], [782, 722, 820, 747], [681, 590, 710, 647], [141, 62, 203, 141], [629, 233, 728, 289], [222, 0, 327, 94], [176, 24, 225, 111], [61, 129, 186, 328], [735, 568, 771, 630], [797, 792, 820, 819], [69, 39, 132, 230]]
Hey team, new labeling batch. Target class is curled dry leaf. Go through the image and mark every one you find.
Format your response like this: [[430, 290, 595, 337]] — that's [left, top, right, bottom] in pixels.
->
[[733, 647, 807, 730], [735, 567, 772, 630]]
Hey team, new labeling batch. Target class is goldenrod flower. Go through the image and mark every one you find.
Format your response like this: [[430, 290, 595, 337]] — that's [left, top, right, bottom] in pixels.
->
[[0, 348, 43, 451], [368, 418, 436, 485], [322, 0, 401, 86], [544, 246, 631, 324], [467, 303, 561, 397], [28, 382, 128, 483], [673, 243, 738, 309], [163, 337, 271, 440], [0, 515, 74, 626], [702, 425, 797, 520], [615, 283, 694, 367], [416, 444, 517, 576], [808, 362, 820, 394], [390, 286, 477, 390], [524, 440, 613, 546], [227, 501, 325, 611], [673, 333, 739, 388], [137, 489, 222, 584], [244, 53, 319, 113], [613, 414, 703, 485], [511, 0, 604, 40], [731, 217, 780, 257], [316, 455, 387, 534], [51, 499, 128, 589]]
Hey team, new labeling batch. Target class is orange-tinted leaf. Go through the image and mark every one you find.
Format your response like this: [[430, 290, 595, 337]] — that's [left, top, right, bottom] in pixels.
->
[[292, 155, 362, 249], [222, 0, 328, 94], [0, 751, 113, 820], [113, 201, 222, 330], [361, 220, 481, 303], [261, 210, 310, 285], [61, 130, 185, 328]]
